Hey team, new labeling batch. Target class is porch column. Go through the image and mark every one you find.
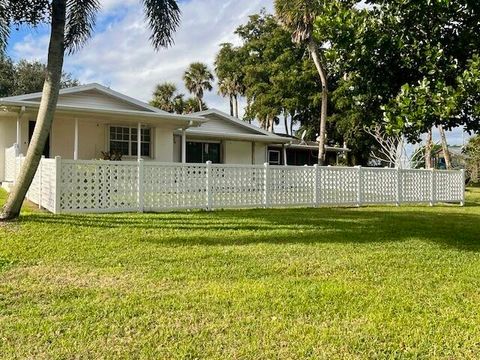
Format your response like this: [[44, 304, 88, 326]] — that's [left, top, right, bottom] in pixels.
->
[[16, 106, 25, 148], [181, 129, 186, 163], [74, 118, 79, 160], [283, 144, 288, 166], [137, 122, 142, 161], [16, 114, 21, 146]]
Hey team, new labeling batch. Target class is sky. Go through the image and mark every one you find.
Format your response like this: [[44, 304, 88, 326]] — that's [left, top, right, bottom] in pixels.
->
[[6, 0, 468, 146]]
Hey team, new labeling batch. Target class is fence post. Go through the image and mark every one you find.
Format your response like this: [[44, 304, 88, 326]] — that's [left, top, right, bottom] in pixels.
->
[[264, 162, 270, 208], [138, 159, 145, 213], [54, 156, 61, 214], [430, 168, 436, 207], [396, 168, 402, 206], [356, 165, 363, 207], [461, 169, 466, 206], [206, 161, 212, 210], [313, 164, 319, 207]]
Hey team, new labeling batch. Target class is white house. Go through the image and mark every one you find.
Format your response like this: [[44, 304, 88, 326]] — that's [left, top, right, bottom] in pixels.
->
[[0, 83, 291, 182]]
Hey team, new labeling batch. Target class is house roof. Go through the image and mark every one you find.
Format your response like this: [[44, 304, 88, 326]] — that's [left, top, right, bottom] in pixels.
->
[[1, 83, 166, 114], [189, 109, 290, 143], [0, 83, 207, 126]]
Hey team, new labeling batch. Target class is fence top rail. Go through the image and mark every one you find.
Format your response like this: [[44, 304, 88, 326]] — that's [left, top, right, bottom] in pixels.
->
[[45, 157, 464, 174]]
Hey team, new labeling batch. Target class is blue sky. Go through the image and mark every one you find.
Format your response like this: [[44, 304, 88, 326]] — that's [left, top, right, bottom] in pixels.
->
[[5, 0, 468, 145]]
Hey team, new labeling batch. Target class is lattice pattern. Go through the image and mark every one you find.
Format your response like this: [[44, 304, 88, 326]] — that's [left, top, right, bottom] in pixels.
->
[[319, 167, 359, 205], [269, 166, 315, 206], [435, 171, 464, 202], [144, 163, 207, 211], [59, 160, 139, 212], [362, 168, 398, 204], [39, 159, 57, 212], [4, 145, 17, 182], [401, 170, 431, 203], [4, 153, 465, 213], [210, 165, 265, 208]]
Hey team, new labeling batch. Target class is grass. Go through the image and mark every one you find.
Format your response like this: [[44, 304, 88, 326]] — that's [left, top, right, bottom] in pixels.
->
[[1, 188, 480, 359]]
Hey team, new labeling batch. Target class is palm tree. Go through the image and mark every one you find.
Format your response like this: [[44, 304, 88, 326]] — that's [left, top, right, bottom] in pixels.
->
[[274, 0, 328, 165], [183, 62, 214, 111], [150, 82, 184, 113], [218, 77, 236, 116], [1, 0, 181, 221]]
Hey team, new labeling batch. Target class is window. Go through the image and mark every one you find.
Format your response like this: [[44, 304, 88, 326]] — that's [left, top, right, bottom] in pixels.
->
[[268, 150, 281, 165], [186, 141, 221, 163], [109, 126, 151, 157]]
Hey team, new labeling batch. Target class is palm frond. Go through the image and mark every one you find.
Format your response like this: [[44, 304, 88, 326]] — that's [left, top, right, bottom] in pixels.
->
[[64, 0, 100, 54], [0, 0, 10, 51], [143, 0, 180, 50]]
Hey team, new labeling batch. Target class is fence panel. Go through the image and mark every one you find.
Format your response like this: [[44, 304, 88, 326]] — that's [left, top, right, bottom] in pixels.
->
[[401, 169, 432, 203], [210, 164, 265, 209], [59, 160, 139, 213], [144, 163, 207, 211], [4, 145, 18, 182], [362, 168, 398, 204], [269, 166, 315, 207], [434, 170, 464, 203], [319, 167, 359, 205]]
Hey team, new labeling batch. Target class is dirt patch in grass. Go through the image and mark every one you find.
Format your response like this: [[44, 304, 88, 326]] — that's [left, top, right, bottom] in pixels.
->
[[0, 264, 141, 292]]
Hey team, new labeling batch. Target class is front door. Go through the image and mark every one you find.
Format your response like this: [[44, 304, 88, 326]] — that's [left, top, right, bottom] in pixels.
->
[[29, 121, 50, 158]]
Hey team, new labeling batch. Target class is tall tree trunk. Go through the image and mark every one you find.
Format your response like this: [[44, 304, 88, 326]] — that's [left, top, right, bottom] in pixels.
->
[[234, 94, 239, 118], [425, 127, 433, 169], [438, 125, 452, 170], [284, 111, 289, 135], [198, 97, 203, 111], [1, 0, 66, 221], [229, 94, 234, 116], [307, 39, 328, 166], [290, 114, 294, 137]]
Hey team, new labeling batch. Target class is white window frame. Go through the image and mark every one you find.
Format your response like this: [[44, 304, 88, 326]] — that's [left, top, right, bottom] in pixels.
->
[[268, 149, 281, 165], [108, 125, 152, 158]]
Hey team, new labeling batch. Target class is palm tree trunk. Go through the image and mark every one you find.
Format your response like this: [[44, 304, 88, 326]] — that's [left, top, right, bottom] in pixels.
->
[[1, 0, 66, 221], [229, 94, 234, 116], [438, 125, 452, 170], [425, 127, 433, 169], [284, 111, 289, 135], [307, 39, 328, 166], [290, 114, 294, 137], [234, 94, 239, 118], [198, 97, 203, 111]]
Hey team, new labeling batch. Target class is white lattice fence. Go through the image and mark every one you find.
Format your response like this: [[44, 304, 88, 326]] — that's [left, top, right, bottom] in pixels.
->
[[362, 168, 398, 204], [210, 164, 265, 209], [4, 144, 18, 182], [144, 162, 207, 211], [269, 165, 315, 207], [3, 155, 466, 214], [434, 170, 464, 203], [319, 167, 360, 205], [59, 160, 139, 213]]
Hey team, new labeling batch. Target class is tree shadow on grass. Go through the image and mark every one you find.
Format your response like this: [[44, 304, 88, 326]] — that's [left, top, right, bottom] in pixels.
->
[[21, 202, 480, 252]]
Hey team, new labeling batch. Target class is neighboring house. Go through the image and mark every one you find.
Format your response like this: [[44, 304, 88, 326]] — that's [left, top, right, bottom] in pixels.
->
[[0, 83, 291, 182], [433, 146, 467, 170]]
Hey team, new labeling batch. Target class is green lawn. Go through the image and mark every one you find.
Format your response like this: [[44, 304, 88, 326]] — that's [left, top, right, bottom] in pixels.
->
[[1, 189, 480, 359]]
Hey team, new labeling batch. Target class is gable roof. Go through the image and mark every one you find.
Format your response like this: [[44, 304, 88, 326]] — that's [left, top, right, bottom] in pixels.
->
[[1, 83, 167, 114], [192, 109, 279, 136]]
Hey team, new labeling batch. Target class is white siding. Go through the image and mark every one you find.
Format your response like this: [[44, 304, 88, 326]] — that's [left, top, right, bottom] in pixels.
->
[[28, 89, 152, 112], [192, 114, 258, 135], [254, 143, 267, 164], [224, 141, 252, 165]]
